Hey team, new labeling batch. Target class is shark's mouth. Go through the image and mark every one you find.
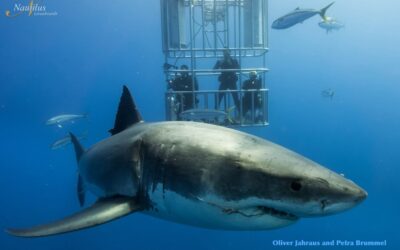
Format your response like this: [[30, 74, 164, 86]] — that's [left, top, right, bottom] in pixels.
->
[[223, 206, 298, 221], [193, 196, 298, 221]]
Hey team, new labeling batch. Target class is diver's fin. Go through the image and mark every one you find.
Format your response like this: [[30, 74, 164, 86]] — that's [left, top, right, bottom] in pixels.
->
[[226, 106, 235, 124], [6, 196, 143, 237], [69, 132, 85, 162], [109, 85, 143, 136], [77, 175, 85, 207], [320, 2, 334, 19]]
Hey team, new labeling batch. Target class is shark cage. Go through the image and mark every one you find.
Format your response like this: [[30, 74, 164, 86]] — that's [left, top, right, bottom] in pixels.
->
[[161, 0, 269, 126]]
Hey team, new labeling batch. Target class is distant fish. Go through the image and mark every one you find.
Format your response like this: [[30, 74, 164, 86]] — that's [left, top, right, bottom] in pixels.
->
[[180, 109, 227, 122], [321, 89, 335, 99], [51, 133, 86, 150], [272, 2, 335, 29], [180, 108, 236, 124], [319, 17, 345, 33], [46, 114, 87, 128]]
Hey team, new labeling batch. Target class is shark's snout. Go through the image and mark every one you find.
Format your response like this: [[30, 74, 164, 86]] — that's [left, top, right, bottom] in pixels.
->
[[314, 175, 367, 216], [354, 187, 368, 203], [337, 175, 367, 202]]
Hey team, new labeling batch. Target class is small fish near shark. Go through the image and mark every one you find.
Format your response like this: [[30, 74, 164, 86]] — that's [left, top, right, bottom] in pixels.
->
[[180, 109, 228, 122], [272, 2, 335, 29], [51, 133, 87, 150], [6, 86, 367, 237], [319, 17, 345, 33], [46, 114, 87, 128], [321, 88, 335, 99], [180, 108, 235, 124]]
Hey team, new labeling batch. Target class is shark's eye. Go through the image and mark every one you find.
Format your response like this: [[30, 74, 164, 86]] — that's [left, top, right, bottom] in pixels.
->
[[291, 181, 302, 191]]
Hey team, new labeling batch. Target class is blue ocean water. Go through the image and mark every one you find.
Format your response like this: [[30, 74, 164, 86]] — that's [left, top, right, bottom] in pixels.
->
[[0, 0, 399, 249]]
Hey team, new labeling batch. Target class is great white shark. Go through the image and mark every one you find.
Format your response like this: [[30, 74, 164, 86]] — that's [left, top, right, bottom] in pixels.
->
[[6, 86, 367, 237]]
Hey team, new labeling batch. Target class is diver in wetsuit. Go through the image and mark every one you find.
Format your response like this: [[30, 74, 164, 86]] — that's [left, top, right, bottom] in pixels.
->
[[242, 71, 263, 121], [213, 49, 241, 111], [170, 65, 199, 117]]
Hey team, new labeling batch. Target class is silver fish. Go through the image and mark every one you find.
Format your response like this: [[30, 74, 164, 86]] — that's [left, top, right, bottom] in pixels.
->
[[319, 17, 345, 33], [51, 134, 86, 150], [46, 114, 87, 128], [321, 89, 335, 99], [180, 109, 228, 122], [272, 2, 334, 29]]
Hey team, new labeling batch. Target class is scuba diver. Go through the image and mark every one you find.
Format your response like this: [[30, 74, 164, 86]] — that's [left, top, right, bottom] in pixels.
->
[[213, 49, 241, 112], [242, 71, 263, 122], [169, 65, 199, 119]]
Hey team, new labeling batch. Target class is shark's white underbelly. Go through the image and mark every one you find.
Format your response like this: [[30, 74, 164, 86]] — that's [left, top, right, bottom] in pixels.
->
[[143, 185, 296, 230]]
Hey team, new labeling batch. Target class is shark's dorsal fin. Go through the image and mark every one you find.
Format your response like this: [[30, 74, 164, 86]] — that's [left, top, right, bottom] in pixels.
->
[[109, 85, 143, 136], [295, 7, 300, 10], [70, 133, 85, 162], [6, 196, 143, 237]]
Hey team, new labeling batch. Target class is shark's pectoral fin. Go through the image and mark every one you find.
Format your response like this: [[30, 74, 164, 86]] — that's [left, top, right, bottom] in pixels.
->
[[6, 196, 142, 237]]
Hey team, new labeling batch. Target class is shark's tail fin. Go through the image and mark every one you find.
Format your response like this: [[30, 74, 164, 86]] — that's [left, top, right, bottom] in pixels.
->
[[77, 175, 85, 207], [226, 106, 235, 124], [70, 132, 85, 163], [70, 132, 86, 207], [320, 2, 334, 20]]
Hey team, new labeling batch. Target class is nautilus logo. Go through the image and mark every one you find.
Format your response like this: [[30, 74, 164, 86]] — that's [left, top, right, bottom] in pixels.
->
[[5, 0, 58, 17]]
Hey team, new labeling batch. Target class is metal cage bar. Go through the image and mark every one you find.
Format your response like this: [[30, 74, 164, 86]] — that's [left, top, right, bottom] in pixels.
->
[[165, 89, 269, 126]]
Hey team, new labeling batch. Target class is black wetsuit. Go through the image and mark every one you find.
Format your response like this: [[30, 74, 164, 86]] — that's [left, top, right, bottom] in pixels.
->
[[214, 58, 241, 110], [171, 74, 199, 112], [242, 78, 262, 115]]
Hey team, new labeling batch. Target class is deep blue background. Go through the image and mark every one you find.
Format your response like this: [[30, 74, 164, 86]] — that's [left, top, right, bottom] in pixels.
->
[[1, 0, 399, 249]]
